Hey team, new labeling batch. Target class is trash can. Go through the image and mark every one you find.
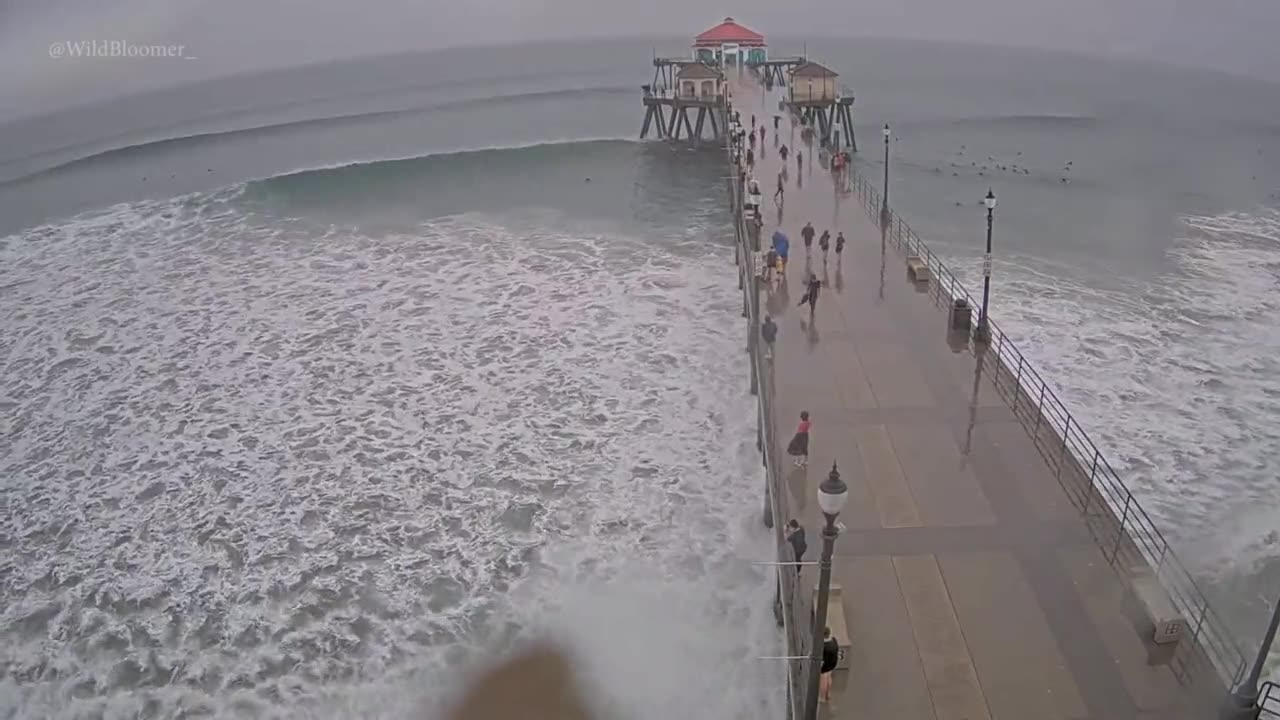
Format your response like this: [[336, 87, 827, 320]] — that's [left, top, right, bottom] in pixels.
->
[[950, 298, 972, 331]]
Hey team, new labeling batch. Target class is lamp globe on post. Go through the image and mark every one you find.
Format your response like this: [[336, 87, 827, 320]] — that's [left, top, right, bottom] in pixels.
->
[[818, 463, 849, 518], [804, 463, 849, 720], [976, 188, 997, 343]]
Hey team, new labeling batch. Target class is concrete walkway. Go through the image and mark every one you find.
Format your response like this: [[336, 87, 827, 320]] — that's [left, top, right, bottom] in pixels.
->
[[737, 81, 1224, 720]]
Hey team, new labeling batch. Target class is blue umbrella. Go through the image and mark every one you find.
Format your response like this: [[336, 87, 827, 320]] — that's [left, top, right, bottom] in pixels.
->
[[771, 231, 790, 258]]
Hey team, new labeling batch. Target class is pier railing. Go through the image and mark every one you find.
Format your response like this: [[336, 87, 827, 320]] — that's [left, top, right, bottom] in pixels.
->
[[844, 169, 1249, 693], [1260, 681, 1280, 717], [725, 142, 812, 720]]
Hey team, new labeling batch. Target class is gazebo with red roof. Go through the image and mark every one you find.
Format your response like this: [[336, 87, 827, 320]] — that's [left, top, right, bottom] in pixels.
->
[[692, 17, 767, 70]]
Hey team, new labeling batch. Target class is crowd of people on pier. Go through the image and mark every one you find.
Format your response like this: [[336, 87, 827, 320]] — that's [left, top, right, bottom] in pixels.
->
[[726, 84, 853, 709]]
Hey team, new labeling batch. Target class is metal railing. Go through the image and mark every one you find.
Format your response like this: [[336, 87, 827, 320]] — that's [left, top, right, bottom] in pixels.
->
[[843, 169, 1249, 691], [1261, 681, 1280, 717], [725, 130, 812, 720]]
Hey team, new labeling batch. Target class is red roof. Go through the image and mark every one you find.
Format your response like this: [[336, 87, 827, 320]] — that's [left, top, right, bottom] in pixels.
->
[[694, 17, 765, 47]]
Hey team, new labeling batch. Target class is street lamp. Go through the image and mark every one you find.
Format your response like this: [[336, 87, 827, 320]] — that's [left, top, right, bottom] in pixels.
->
[[1224, 593, 1280, 719], [881, 124, 891, 227], [975, 188, 996, 343], [804, 463, 849, 720]]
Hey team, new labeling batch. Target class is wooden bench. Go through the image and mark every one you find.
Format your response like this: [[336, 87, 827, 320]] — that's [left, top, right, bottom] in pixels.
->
[[906, 255, 931, 283], [1130, 570, 1186, 645], [814, 583, 852, 670]]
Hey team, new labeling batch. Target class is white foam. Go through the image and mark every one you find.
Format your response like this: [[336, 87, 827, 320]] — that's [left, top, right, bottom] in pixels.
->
[[0, 196, 781, 717], [945, 206, 1280, 675], [945, 208, 1280, 561]]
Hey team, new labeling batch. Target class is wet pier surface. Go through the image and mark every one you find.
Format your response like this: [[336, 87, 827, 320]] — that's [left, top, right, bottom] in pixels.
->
[[735, 80, 1226, 719]]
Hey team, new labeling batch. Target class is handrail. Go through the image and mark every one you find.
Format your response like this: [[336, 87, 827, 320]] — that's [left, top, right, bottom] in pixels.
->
[[1261, 681, 1280, 717], [843, 169, 1249, 691]]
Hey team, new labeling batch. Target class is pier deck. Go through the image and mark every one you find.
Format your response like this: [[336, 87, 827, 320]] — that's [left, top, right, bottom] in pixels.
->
[[735, 80, 1227, 719]]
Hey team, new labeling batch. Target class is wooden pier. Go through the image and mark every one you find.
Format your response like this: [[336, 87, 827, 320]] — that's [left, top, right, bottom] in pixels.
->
[[724, 76, 1243, 719], [640, 83, 726, 142]]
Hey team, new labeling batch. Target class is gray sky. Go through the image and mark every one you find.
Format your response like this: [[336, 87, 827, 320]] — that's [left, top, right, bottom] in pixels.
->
[[1, 0, 1277, 116]]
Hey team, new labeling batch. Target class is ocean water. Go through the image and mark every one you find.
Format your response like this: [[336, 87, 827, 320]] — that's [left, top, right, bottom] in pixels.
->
[[2, 36, 1280, 716], [0, 140, 782, 717]]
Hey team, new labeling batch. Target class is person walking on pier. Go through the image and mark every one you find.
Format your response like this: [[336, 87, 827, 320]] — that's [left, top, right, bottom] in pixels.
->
[[787, 411, 810, 467], [785, 519, 806, 572], [797, 149, 803, 172], [759, 125, 765, 145], [801, 222, 815, 253], [780, 144, 789, 163], [761, 314, 778, 360], [818, 230, 831, 262], [799, 273, 822, 318], [746, 148, 754, 170], [835, 231, 846, 257], [773, 114, 780, 131], [770, 231, 790, 287], [751, 114, 756, 130], [774, 171, 785, 205]]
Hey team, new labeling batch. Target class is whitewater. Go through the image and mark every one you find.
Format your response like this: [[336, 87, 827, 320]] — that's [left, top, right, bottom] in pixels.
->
[[0, 181, 782, 718]]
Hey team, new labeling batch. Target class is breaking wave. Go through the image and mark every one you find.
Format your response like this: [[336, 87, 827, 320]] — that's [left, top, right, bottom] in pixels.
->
[[0, 84, 634, 187]]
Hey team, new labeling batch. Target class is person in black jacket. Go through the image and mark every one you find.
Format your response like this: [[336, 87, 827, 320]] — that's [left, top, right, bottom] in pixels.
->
[[785, 519, 806, 573], [799, 273, 822, 317], [760, 314, 778, 359], [820, 627, 840, 702], [801, 222, 815, 252]]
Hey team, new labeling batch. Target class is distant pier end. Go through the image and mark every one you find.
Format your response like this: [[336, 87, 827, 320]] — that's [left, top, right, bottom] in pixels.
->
[[639, 17, 767, 143], [640, 61, 727, 142], [784, 61, 857, 152], [639, 19, 856, 152]]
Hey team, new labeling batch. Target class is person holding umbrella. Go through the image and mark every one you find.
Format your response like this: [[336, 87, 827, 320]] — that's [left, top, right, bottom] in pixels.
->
[[771, 230, 790, 277]]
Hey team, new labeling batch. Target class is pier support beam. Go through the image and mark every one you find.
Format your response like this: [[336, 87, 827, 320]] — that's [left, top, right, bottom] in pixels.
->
[[666, 106, 680, 139], [762, 480, 773, 529], [757, 401, 763, 453], [640, 105, 656, 139]]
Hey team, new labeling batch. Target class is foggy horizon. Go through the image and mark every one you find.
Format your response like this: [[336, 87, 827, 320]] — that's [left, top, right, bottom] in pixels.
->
[[2, 0, 1278, 120]]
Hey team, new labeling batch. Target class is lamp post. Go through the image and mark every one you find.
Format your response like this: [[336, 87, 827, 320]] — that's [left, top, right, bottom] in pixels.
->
[[1224, 593, 1280, 719], [804, 463, 849, 720], [975, 188, 996, 343], [881, 124, 891, 228]]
